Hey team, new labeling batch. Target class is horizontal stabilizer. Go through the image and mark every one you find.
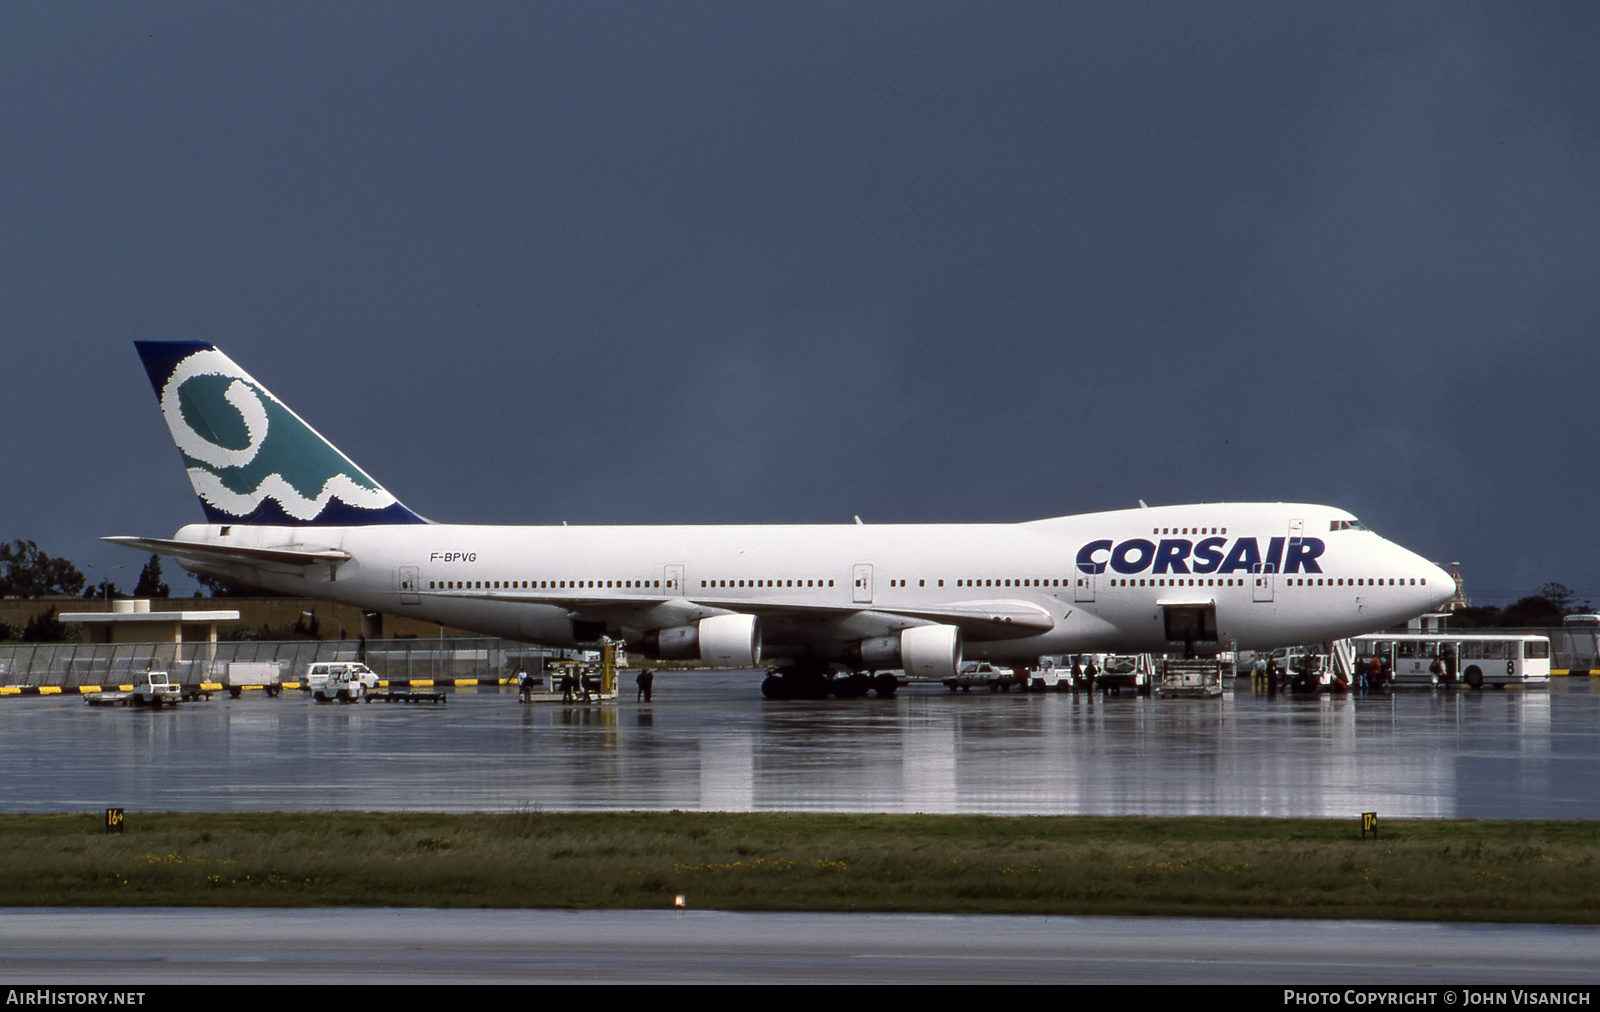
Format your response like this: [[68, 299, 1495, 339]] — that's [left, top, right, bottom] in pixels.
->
[[103, 536, 351, 569]]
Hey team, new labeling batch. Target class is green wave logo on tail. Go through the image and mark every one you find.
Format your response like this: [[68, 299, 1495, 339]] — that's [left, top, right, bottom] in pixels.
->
[[136, 342, 425, 526]]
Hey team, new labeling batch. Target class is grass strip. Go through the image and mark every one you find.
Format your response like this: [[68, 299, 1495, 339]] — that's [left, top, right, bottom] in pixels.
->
[[1, 812, 1597, 922]]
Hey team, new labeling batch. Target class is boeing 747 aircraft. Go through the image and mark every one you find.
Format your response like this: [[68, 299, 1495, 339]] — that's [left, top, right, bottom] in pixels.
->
[[109, 342, 1454, 697]]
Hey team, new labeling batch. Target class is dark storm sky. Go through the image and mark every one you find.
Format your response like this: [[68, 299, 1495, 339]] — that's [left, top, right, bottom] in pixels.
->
[[3, 3, 1597, 604]]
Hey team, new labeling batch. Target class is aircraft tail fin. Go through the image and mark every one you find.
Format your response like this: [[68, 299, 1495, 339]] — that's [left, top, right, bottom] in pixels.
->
[[133, 341, 426, 526]]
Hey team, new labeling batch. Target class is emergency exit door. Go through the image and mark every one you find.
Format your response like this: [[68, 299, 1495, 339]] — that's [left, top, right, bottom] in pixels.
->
[[1075, 572, 1095, 602], [853, 564, 874, 604], [1252, 564, 1275, 603], [397, 567, 420, 605]]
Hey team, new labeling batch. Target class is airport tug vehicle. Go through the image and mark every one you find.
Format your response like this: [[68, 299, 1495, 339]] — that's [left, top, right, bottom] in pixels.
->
[[312, 664, 372, 704]]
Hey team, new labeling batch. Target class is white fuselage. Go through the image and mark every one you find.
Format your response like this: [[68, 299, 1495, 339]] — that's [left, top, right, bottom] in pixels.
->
[[172, 501, 1453, 665]]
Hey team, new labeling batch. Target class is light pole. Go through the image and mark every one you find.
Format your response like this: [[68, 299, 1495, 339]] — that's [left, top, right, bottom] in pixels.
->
[[302, 610, 345, 640], [85, 563, 127, 611]]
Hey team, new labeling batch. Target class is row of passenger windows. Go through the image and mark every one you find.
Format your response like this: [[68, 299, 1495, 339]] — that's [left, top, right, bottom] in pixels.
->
[[701, 579, 835, 589], [430, 580, 663, 590], [427, 577, 1071, 592], [1149, 523, 1372, 536], [955, 579, 1065, 587], [426, 574, 1423, 593], [1105, 576, 1424, 588], [1109, 578, 1245, 587], [426, 579, 840, 591], [1284, 577, 1424, 587]]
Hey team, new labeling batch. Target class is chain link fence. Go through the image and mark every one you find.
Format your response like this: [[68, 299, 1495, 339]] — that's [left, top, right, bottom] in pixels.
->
[[0, 639, 568, 687]]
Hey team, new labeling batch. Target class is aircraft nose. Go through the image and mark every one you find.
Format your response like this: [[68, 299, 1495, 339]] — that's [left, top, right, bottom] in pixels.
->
[[1422, 558, 1455, 610]]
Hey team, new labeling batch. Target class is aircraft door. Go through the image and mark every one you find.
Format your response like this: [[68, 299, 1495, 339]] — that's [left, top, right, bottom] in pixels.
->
[[397, 566, 420, 605], [853, 564, 874, 604], [1075, 572, 1095, 602], [664, 564, 685, 597], [1252, 563, 1275, 603], [1163, 604, 1218, 644]]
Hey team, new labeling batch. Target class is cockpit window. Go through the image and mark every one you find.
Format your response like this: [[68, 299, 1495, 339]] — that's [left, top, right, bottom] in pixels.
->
[[1330, 519, 1370, 532]]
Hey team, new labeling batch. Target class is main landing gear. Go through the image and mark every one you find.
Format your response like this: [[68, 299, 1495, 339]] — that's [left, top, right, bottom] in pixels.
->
[[760, 666, 899, 700]]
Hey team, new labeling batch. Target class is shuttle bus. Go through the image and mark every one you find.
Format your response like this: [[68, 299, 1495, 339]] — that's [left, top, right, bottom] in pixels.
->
[[1351, 633, 1551, 689]]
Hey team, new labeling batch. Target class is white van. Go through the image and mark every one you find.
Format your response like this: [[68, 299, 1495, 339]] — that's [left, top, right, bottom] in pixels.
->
[[303, 662, 380, 693]]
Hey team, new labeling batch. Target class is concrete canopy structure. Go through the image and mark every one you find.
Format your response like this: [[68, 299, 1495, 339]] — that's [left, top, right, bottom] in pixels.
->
[[61, 598, 240, 650]]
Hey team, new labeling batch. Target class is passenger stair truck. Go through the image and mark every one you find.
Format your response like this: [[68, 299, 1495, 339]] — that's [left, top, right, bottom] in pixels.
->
[[1331, 639, 1357, 685]]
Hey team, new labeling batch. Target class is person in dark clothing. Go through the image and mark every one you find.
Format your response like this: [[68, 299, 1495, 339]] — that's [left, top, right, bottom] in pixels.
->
[[636, 667, 654, 702]]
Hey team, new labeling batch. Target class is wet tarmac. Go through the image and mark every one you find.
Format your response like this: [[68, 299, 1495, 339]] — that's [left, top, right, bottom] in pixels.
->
[[4, 672, 1598, 818], [8, 908, 1600, 984]]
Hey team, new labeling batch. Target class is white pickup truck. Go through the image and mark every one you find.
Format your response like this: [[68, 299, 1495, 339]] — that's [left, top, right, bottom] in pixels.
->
[[84, 670, 182, 708], [131, 671, 181, 708]]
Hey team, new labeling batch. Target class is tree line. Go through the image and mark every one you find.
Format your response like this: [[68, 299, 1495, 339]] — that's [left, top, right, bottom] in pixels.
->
[[0, 539, 225, 643], [0, 539, 169, 600], [1446, 582, 1595, 628]]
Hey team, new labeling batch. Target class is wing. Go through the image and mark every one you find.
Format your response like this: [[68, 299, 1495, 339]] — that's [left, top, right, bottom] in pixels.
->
[[416, 586, 1055, 641], [111, 533, 1056, 643]]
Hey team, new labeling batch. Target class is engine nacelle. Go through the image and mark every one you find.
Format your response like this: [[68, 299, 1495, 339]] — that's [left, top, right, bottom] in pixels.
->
[[642, 614, 762, 667], [851, 625, 962, 680], [901, 624, 962, 680]]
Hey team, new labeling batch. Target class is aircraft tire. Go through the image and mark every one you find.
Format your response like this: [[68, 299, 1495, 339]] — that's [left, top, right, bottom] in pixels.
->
[[873, 674, 898, 698], [834, 674, 871, 699]]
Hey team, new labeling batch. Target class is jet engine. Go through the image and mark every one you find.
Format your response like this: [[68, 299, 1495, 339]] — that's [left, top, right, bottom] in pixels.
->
[[640, 614, 762, 667], [850, 624, 962, 680]]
